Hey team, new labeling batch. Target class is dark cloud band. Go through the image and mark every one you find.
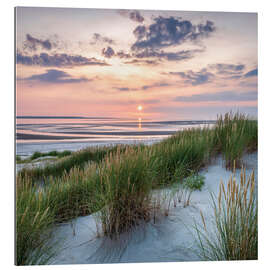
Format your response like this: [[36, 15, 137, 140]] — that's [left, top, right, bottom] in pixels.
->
[[169, 69, 215, 86], [90, 33, 115, 45], [16, 52, 109, 67], [102, 47, 115, 58], [118, 10, 144, 23], [25, 34, 52, 51], [131, 17, 215, 51], [244, 68, 258, 77], [21, 69, 90, 84]]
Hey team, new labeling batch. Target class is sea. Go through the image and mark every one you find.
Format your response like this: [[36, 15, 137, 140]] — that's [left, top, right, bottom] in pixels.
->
[[16, 116, 216, 158]]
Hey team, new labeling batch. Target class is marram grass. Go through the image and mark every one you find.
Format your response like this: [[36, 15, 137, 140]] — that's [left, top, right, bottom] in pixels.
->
[[195, 168, 257, 260], [213, 112, 257, 169], [15, 112, 257, 265], [95, 146, 155, 238]]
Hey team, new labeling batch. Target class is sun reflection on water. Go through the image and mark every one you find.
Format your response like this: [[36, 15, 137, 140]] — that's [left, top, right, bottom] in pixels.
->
[[138, 117, 142, 130]]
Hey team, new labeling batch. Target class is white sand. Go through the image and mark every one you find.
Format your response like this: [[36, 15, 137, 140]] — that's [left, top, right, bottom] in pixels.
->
[[48, 152, 257, 264]]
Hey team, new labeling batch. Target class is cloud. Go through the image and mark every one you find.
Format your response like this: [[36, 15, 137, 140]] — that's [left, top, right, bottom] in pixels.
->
[[112, 48, 201, 64], [16, 52, 109, 67], [208, 63, 245, 75], [102, 46, 115, 58], [129, 10, 144, 23], [166, 63, 248, 85], [224, 75, 243, 80], [131, 17, 215, 51], [116, 51, 132, 59], [133, 25, 147, 40], [124, 59, 159, 65], [244, 68, 258, 77], [90, 33, 115, 45], [208, 64, 257, 80], [169, 69, 215, 86], [118, 10, 144, 23], [141, 82, 170, 90], [100, 17, 207, 64], [114, 87, 134, 92], [114, 82, 170, 92], [22, 69, 90, 84], [174, 90, 257, 102], [134, 48, 203, 61], [24, 34, 52, 51]]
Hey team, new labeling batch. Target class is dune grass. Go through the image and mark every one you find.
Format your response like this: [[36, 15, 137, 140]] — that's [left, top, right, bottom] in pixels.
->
[[195, 168, 257, 260], [18, 146, 120, 181], [95, 146, 156, 238], [15, 163, 102, 265], [16, 150, 72, 164], [152, 127, 213, 186], [213, 112, 257, 169], [15, 112, 257, 265], [30, 150, 72, 160], [16, 178, 56, 265]]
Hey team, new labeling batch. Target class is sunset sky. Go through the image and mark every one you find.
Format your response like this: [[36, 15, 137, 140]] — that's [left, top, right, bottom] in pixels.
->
[[16, 7, 258, 120]]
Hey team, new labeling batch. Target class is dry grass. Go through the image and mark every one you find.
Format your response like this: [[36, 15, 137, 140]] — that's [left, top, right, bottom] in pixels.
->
[[196, 168, 257, 260]]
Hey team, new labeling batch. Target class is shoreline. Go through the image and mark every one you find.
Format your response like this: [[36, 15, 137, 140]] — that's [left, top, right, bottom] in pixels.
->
[[16, 130, 176, 140], [16, 138, 164, 158], [16, 133, 94, 140]]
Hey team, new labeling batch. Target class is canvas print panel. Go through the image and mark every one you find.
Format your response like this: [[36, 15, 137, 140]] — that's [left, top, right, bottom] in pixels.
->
[[15, 7, 258, 265]]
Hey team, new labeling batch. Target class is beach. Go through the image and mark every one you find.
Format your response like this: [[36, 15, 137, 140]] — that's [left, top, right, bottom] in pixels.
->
[[49, 152, 258, 264], [16, 114, 258, 265]]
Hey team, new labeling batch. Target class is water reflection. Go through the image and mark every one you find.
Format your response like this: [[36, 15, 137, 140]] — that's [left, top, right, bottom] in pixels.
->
[[138, 117, 142, 130]]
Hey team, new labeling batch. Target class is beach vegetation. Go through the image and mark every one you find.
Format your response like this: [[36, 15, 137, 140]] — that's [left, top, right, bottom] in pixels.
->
[[195, 169, 257, 260], [15, 112, 257, 265], [213, 112, 257, 169]]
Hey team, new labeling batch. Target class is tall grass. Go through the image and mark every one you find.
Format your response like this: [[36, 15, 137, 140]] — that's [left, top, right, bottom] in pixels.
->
[[95, 146, 156, 238], [18, 145, 120, 182], [152, 127, 213, 186], [15, 163, 101, 265], [196, 168, 258, 260], [30, 150, 72, 160], [15, 112, 258, 264], [16, 178, 56, 265], [213, 112, 257, 169]]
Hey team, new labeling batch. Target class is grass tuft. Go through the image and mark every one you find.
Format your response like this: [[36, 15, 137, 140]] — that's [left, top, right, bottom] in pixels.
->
[[213, 112, 257, 170], [95, 146, 155, 238], [195, 168, 257, 260]]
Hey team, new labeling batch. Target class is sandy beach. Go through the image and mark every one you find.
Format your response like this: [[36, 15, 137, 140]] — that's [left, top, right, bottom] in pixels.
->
[[48, 152, 257, 264]]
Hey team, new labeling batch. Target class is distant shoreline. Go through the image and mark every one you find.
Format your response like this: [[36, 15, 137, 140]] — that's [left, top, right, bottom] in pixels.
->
[[16, 133, 93, 140], [16, 116, 118, 119], [16, 131, 176, 140]]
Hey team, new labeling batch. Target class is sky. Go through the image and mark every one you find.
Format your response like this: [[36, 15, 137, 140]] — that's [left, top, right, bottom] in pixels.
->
[[16, 7, 258, 120]]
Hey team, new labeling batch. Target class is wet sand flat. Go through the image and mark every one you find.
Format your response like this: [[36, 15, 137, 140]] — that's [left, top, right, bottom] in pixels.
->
[[16, 133, 93, 140]]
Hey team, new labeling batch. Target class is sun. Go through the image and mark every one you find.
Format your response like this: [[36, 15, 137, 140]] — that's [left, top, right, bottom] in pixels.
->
[[137, 105, 143, 111]]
